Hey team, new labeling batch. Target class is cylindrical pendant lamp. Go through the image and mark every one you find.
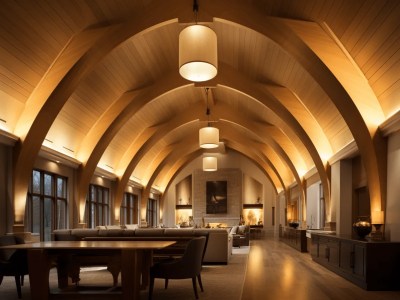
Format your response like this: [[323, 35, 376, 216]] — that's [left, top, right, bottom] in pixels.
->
[[199, 127, 219, 149], [203, 156, 217, 171], [179, 24, 218, 82]]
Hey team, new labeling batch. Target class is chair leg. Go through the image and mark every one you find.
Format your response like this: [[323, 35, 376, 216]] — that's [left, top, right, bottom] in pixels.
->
[[148, 276, 155, 300], [192, 277, 199, 299], [21, 275, 24, 286], [197, 274, 204, 292], [0, 275, 3, 285], [14, 275, 22, 299]]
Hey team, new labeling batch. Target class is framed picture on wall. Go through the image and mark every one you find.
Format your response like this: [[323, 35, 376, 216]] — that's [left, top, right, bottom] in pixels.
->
[[206, 181, 227, 214]]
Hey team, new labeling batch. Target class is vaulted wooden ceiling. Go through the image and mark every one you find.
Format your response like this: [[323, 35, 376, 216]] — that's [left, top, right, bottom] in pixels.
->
[[1, 0, 399, 218]]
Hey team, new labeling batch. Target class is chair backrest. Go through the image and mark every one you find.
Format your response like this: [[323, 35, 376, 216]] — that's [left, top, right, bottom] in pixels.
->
[[181, 236, 207, 274], [0, 235, 20, 261], [194, 231, 209, 264]]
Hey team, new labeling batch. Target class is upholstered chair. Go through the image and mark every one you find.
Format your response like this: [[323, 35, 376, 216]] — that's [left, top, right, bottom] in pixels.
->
[[149, 236, 207, 299], [0, 235, 29, 298]]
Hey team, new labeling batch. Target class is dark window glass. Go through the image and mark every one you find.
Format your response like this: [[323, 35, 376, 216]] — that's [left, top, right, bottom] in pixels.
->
[[27, 170, 68, 241]]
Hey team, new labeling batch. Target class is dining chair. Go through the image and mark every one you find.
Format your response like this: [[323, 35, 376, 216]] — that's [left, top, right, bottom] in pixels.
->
[[148, 236, 207, 299], [0, 235, 29, 299]]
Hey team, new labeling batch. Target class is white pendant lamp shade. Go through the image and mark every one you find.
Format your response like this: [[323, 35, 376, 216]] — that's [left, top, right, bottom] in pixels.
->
[[203, 156, 217, 171], [179, 24, 218, 82], [199, 126, 219, 149]]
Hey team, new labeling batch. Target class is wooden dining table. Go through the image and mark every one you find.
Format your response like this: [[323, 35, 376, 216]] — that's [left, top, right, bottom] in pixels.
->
[[1, 240, 175, 300]]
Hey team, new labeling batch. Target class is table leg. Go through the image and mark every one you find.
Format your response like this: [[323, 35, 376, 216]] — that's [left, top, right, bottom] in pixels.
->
[[56, 253, 72, 288], [121, 249, 141, 300], [27, 249, 51, 300]]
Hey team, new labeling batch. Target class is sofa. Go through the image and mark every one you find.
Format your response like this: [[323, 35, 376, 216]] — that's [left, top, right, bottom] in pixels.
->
[[229, 225, 250, 247], [52, 227, 232, 264]]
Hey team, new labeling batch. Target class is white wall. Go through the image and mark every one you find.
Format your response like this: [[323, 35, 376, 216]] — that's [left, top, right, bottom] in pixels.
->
[[386, 131, 400, 241]]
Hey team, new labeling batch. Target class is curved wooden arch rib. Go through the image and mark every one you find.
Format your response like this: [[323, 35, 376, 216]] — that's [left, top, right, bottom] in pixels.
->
[[14, 24, 118, 139], [115, 120, 285, 222], [11, 2, 193, 224], [158, 149, 205, 211], [158, 145, 279, 210], [104, 63, 326, 220], [213, 103, 309, 173], [75, 72, 190, 221], [144, 141, 281, 221], [150, 123, 290, 197], [112, 105, 205, 213], [216, 64, 331, 220], [138, 142, 201, 222], [78, 65, 328, 222], [263, 84, 333, 160], [12, 0, 384, 227], [216, 122, 291, 188], [210, 4, 385, 214]]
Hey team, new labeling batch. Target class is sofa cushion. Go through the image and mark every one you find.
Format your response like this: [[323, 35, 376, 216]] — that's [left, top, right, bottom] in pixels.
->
[[124, 224, 139, 230], [71, 229, 99, 239], [164, 228, 195, 237], [99, 229, 125, 237], [134, 228, 165, 236]]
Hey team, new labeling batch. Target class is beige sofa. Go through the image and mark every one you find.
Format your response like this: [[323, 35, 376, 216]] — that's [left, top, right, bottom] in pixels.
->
[[52, 227, 232, 264]]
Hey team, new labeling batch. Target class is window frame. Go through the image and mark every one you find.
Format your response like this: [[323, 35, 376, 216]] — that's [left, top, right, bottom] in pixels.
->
[[120, 192, 139, 225], [26, 169, 68, 241], [86, 184, 110, 228]]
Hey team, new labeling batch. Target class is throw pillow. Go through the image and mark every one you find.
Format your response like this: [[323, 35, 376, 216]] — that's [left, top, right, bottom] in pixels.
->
[[230, 225, 238, 235], [106, 225, 121, 230], [125, 224, 139, 230], [237, 225, 246, 235]]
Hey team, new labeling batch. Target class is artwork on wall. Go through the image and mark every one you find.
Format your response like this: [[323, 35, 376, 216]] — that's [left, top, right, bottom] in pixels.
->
[[206, 181, 227, 214]]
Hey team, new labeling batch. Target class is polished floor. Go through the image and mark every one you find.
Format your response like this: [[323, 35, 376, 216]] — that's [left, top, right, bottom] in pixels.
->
[[242, 236, 400, 300]]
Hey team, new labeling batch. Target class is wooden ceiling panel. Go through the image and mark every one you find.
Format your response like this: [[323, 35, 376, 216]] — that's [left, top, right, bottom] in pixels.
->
[[1, 0, 399, 198]]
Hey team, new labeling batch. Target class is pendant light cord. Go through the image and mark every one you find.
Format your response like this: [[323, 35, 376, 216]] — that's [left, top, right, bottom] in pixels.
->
[[205, 87, 211, 126], [193, 0, 198, 24]]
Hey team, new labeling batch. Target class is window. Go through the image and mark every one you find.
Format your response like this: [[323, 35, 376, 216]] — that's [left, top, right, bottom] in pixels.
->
[[26, 170, 67, 241], [86, 184, 109, 228], [120, 192, 139, 225], [146, 198, 157, 227]]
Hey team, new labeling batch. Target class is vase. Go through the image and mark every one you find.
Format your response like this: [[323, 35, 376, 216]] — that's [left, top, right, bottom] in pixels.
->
[[288, 221, 300, 229], [352, 216, 372, 239]]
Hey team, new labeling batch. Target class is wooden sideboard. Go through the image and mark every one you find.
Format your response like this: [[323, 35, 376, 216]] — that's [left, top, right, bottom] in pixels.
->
[[310, 233, 400, 290], [279, 226, 307, 252]]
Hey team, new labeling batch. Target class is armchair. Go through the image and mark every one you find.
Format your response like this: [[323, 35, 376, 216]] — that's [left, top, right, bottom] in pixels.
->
[[0, 235, 29, 299], [231, 225, 250, 247], [149, 236, 207, 299]]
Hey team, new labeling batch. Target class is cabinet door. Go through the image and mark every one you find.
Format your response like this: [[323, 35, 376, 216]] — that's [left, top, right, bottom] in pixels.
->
[[328, 239, 340, 267], [318, 237, 329, 262], [310, 235, 318, 258], [340, 240, 354, 273], [353, 244, 366, 278]]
